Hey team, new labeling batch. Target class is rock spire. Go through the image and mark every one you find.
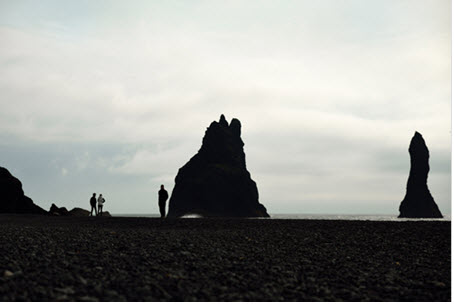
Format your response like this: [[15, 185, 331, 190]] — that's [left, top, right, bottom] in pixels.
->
[[167, 115, 269, 217], [399, 132, 442, 218]]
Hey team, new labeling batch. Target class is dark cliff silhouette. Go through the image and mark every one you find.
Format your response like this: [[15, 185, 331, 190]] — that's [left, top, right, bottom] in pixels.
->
[[399, 132, 442, 218], [167, 115, 269, 218], [0, 167, 46, 214]]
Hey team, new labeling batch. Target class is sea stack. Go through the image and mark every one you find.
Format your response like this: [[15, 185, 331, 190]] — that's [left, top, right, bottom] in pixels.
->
[[167, 115, 269, 218], [0, 167, 46, 214], [399, 132, 442, 218]]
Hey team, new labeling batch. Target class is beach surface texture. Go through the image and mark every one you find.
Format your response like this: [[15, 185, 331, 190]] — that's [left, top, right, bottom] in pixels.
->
[[0, 215, 450, 301]]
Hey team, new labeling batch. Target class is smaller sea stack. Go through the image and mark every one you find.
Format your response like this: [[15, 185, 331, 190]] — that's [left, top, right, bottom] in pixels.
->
[[399, 132, 442, 218]]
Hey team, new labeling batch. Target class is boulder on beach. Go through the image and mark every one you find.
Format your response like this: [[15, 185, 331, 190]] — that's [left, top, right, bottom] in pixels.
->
[[167, 114, 269, 218], [49, 204, 110, 217], [68, 207, 90, 217], [49, 203, 69, 216], [0, 167, 46, 214], [99, 211, 112, 217], [399, 131, 443, 218]]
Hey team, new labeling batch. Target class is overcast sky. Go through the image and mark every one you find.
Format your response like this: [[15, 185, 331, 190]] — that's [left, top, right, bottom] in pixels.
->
[[0, 0, 451, 215]]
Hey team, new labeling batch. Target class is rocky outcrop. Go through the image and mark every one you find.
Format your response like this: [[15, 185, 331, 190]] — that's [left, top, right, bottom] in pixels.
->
[[399, 132, 443, 218], [49, 204, 109, 217], [0, 167, 46, 214], [167, 115, 269, 218], [99, 211, 112, 217], [68, 208, 90, 217], [49, 203, 70, 216]]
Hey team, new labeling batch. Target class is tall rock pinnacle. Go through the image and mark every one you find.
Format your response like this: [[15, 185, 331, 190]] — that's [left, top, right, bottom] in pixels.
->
[[167, 115, 269, 218], [398, 132, 442, 218]]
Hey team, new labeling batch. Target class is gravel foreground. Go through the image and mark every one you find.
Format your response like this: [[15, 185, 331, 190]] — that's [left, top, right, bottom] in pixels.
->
[[0, 215, 450, 301]]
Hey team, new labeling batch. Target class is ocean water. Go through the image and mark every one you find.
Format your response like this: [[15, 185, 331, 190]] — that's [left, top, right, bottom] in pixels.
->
[[270, 214, 451, 221], [114, 213, 451, 221]]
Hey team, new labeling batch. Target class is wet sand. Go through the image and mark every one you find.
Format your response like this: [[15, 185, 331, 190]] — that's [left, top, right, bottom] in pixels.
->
[[0, 215, 450, 301]]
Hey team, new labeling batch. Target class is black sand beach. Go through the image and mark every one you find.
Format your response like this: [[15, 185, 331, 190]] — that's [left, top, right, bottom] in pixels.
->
[[0, 215, 450, 301]]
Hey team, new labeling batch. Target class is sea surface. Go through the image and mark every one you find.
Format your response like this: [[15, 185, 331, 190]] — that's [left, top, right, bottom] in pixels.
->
[[114, 213, 451, 221]]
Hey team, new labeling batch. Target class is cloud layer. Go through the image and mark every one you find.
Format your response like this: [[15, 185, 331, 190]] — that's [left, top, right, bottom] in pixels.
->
[[0, 0, 450, 215]]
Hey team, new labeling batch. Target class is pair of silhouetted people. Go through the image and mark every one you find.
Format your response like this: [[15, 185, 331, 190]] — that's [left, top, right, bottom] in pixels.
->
[[158, 185, 169, 218], [90, 193, 106, 216]]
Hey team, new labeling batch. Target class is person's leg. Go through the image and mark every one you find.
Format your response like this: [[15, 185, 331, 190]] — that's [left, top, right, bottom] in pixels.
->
[[159, 202, 165, 218]]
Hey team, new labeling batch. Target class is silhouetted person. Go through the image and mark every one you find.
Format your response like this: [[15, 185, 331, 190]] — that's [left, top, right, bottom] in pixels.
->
[[90, 193, 97, 216], [158, 185, 168, 218], [98, 194, 105, 216]]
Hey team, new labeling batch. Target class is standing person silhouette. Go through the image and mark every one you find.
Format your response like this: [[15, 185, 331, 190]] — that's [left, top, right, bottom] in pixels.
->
[[158, 185, 169, 218], [98, 194, 105, 216], [90, 193, 97, 216]]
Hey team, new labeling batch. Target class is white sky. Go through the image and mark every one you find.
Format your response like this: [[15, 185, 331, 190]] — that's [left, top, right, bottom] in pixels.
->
[[0, 0, 451, 215]]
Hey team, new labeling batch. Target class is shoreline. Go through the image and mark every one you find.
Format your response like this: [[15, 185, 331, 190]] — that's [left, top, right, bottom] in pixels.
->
[[0, 215, 450, 301], [115, 213, 452, 222]]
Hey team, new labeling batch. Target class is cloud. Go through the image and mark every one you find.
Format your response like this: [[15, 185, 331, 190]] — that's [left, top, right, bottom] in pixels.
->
[[109, 143, 198, 180], [61, 167, 68, 176], [0, 0, 450, 214]]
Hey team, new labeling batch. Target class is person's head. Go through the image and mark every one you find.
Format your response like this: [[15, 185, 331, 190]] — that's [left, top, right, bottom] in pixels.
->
[[99, 194, 102, 197], [92, 193, 96, 197], [160, 184, 165, 190]]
